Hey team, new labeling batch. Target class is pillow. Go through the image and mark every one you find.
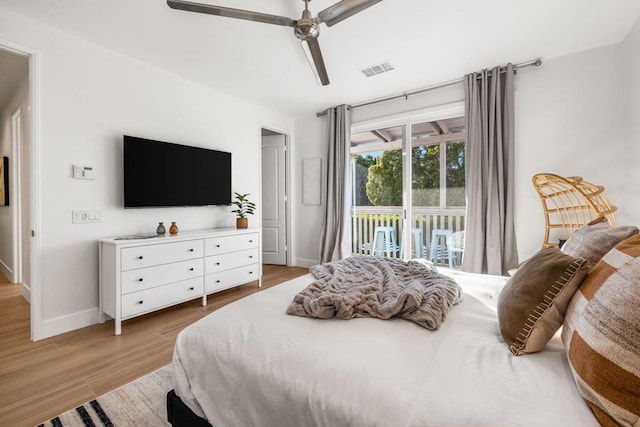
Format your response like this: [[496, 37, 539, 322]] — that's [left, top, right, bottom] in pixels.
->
[[564, 234, 640, 426], [497, 247, 589, 356], [561, 221, 638, 268]]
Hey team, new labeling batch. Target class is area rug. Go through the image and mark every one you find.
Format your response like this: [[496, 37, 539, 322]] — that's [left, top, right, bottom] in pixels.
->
[[38, 365, 172, 426]]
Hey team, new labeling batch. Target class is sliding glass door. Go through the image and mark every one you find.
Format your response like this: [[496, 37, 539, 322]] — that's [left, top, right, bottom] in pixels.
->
[[351, 125, 404, 258], [410, 118, 466, 267], [350, 104, 466, 267]]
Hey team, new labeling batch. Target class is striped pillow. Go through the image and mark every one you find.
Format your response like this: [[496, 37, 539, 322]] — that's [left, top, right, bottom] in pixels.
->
[[561, 221, 638, 269], [564, 234, 640, 426]]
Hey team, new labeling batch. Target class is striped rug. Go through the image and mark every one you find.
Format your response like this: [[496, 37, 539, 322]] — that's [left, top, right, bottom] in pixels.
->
[[38, 365, 172, 427]]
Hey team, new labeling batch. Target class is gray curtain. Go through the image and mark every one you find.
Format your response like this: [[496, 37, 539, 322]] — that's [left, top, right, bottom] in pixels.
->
[[319, 105, 352, 263], [462, 64, 518, 275]]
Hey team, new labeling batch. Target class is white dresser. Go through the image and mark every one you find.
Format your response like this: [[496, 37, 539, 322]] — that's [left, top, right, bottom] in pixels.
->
[[99, 228, 261, 335]]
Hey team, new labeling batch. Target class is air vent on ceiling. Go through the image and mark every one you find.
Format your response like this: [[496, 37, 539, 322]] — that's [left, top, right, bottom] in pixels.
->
[[361, 61, 394, 77]]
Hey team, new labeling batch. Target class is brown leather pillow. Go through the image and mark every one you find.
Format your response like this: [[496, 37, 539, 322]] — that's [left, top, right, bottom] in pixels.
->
[[497, 247, 589, 355]]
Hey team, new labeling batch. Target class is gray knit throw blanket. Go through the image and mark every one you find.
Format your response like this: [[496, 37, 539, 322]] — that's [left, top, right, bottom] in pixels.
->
[[287, 256, 463, 330]]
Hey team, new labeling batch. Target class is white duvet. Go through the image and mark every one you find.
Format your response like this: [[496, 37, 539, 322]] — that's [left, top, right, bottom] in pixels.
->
[[173, 268, 598, 427]]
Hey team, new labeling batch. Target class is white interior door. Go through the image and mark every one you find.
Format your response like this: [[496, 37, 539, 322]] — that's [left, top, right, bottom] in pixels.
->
[[261, 134, 287, 265]]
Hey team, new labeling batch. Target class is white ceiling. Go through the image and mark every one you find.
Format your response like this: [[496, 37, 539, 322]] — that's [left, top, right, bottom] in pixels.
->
[[1, 0, 639, 118]]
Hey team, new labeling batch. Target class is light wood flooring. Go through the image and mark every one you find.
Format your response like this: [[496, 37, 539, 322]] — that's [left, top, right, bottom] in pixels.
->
[[0, 265, 308, 427]]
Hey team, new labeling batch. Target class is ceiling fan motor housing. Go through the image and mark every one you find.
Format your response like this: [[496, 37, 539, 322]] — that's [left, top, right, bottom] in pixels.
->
[[294, 9, 319, 40]]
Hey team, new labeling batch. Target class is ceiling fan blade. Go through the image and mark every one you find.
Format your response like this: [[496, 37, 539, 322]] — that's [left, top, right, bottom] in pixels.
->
[[167, 0, 296, 27], [301, 38, 330, 86], [317, 0, 383, 27]]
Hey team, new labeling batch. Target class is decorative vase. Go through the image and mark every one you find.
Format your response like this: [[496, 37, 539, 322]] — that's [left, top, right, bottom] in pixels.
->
[[236, 218, 248, 229], [169, 221, 179, 235], [156, 222, 166, 236]]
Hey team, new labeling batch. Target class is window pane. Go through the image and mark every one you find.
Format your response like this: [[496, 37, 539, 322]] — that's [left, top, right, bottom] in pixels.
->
[[350, 117, 466, 263], [351, 127, 404, 258], [366, 148, 403, 206], [353, 154, 375, 206], [446, 141, 465, 206], [351, 126, 403, 207], [412, 144, 440, 207]]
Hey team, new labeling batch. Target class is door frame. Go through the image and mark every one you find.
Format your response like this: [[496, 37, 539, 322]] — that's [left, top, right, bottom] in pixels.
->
[[11, 107, 22, 284], [0, 38, 43, 341], [259, 124, 292, 266]]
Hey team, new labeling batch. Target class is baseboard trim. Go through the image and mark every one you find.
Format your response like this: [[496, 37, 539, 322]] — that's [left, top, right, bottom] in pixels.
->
[[41, 308, 99, 339], [21, 282, 31, 303], [294, 258, 319, 268], [0, 259, 14, 282]]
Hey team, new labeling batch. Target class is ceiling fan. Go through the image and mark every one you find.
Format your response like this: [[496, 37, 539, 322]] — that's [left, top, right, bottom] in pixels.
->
[[167, 0, 383, 86]]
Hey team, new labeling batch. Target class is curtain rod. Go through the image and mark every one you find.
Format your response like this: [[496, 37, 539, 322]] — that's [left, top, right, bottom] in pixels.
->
[[315, 58, 542, 117]]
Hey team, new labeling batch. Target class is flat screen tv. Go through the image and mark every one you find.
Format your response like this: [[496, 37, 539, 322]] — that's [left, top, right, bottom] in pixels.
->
[[123, 135, 231, 208]]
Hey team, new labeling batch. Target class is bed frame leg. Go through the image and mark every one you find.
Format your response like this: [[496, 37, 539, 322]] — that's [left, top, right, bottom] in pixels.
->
[[167, 389, 212, 427]]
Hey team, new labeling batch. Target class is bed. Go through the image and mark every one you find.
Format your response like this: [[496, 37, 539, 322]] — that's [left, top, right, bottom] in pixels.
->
[[168, 266, 600, 427]]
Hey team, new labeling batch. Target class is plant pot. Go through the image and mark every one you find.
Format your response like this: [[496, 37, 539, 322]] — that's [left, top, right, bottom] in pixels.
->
[[236, 218, 248, 229]]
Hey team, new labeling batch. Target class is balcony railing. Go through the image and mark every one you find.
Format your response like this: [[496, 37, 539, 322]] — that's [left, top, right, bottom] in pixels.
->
[[351, 206, 466, 264]]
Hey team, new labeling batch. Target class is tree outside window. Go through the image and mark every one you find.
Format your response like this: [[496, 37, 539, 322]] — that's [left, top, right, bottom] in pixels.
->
[[353, 140, 465, 207]]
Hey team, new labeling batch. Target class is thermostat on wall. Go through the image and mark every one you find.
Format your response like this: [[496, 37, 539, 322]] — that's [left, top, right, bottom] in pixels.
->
[[73, 164, 95, 180]]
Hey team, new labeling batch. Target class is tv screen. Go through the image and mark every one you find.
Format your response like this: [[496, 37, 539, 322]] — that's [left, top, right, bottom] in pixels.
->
[[123, 135, 231, 208]]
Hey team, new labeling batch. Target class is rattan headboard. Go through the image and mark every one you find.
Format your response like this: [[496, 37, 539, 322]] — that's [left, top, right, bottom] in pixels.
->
[[532, 173, 617, 248]]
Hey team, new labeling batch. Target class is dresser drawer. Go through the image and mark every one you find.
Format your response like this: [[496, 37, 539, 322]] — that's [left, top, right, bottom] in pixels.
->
[[205, 264, 260, 293], [205, 233, 258, 256], [205, 248, 259, 274], [121, 239, 203, 271], [121, 277, 203, 318], [121, 259, 203, 294]]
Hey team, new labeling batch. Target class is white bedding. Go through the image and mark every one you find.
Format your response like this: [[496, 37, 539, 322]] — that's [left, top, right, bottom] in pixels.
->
[[173, 268, 598, 426]]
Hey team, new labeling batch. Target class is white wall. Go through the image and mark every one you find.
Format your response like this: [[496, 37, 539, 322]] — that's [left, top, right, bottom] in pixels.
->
[[291, 116, 326, 267], [0, 74, 29, 284], [0, 8, 294, 338], [514, 42, 634, 259], [292, 33, 639, 267], [620, 15, 640, 220]]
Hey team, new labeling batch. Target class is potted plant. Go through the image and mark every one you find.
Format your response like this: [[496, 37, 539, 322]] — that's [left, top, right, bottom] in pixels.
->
[[231, 192, 256, 229]]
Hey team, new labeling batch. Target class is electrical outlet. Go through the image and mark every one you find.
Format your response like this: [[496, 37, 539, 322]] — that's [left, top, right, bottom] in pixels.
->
[[72, 210, 102, 224]]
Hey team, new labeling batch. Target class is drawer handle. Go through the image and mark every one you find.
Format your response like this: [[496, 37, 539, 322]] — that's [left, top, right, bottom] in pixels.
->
[[249, 255, 253, 259], [189, 287, 194, 291], [249, 240, 253, 243], [189, 248, 194, 252], [215, 244, 220, 248], [137, 300, 144, 304], [138, 256, 144, 260], [249, 271, 253, 275], [215, 280, 220, 283], [215, 262, 220, 266], [189, 268, 194, 271], [138, 278, 144, 282]]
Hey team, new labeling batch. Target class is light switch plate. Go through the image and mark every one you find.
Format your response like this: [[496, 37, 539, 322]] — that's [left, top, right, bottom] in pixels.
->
[[72, 210, 102, 224], [73, 165, 95, 180]]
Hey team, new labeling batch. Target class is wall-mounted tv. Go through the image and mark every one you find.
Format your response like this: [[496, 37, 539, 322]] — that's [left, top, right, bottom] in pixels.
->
[[123, 135, 231, 208]]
